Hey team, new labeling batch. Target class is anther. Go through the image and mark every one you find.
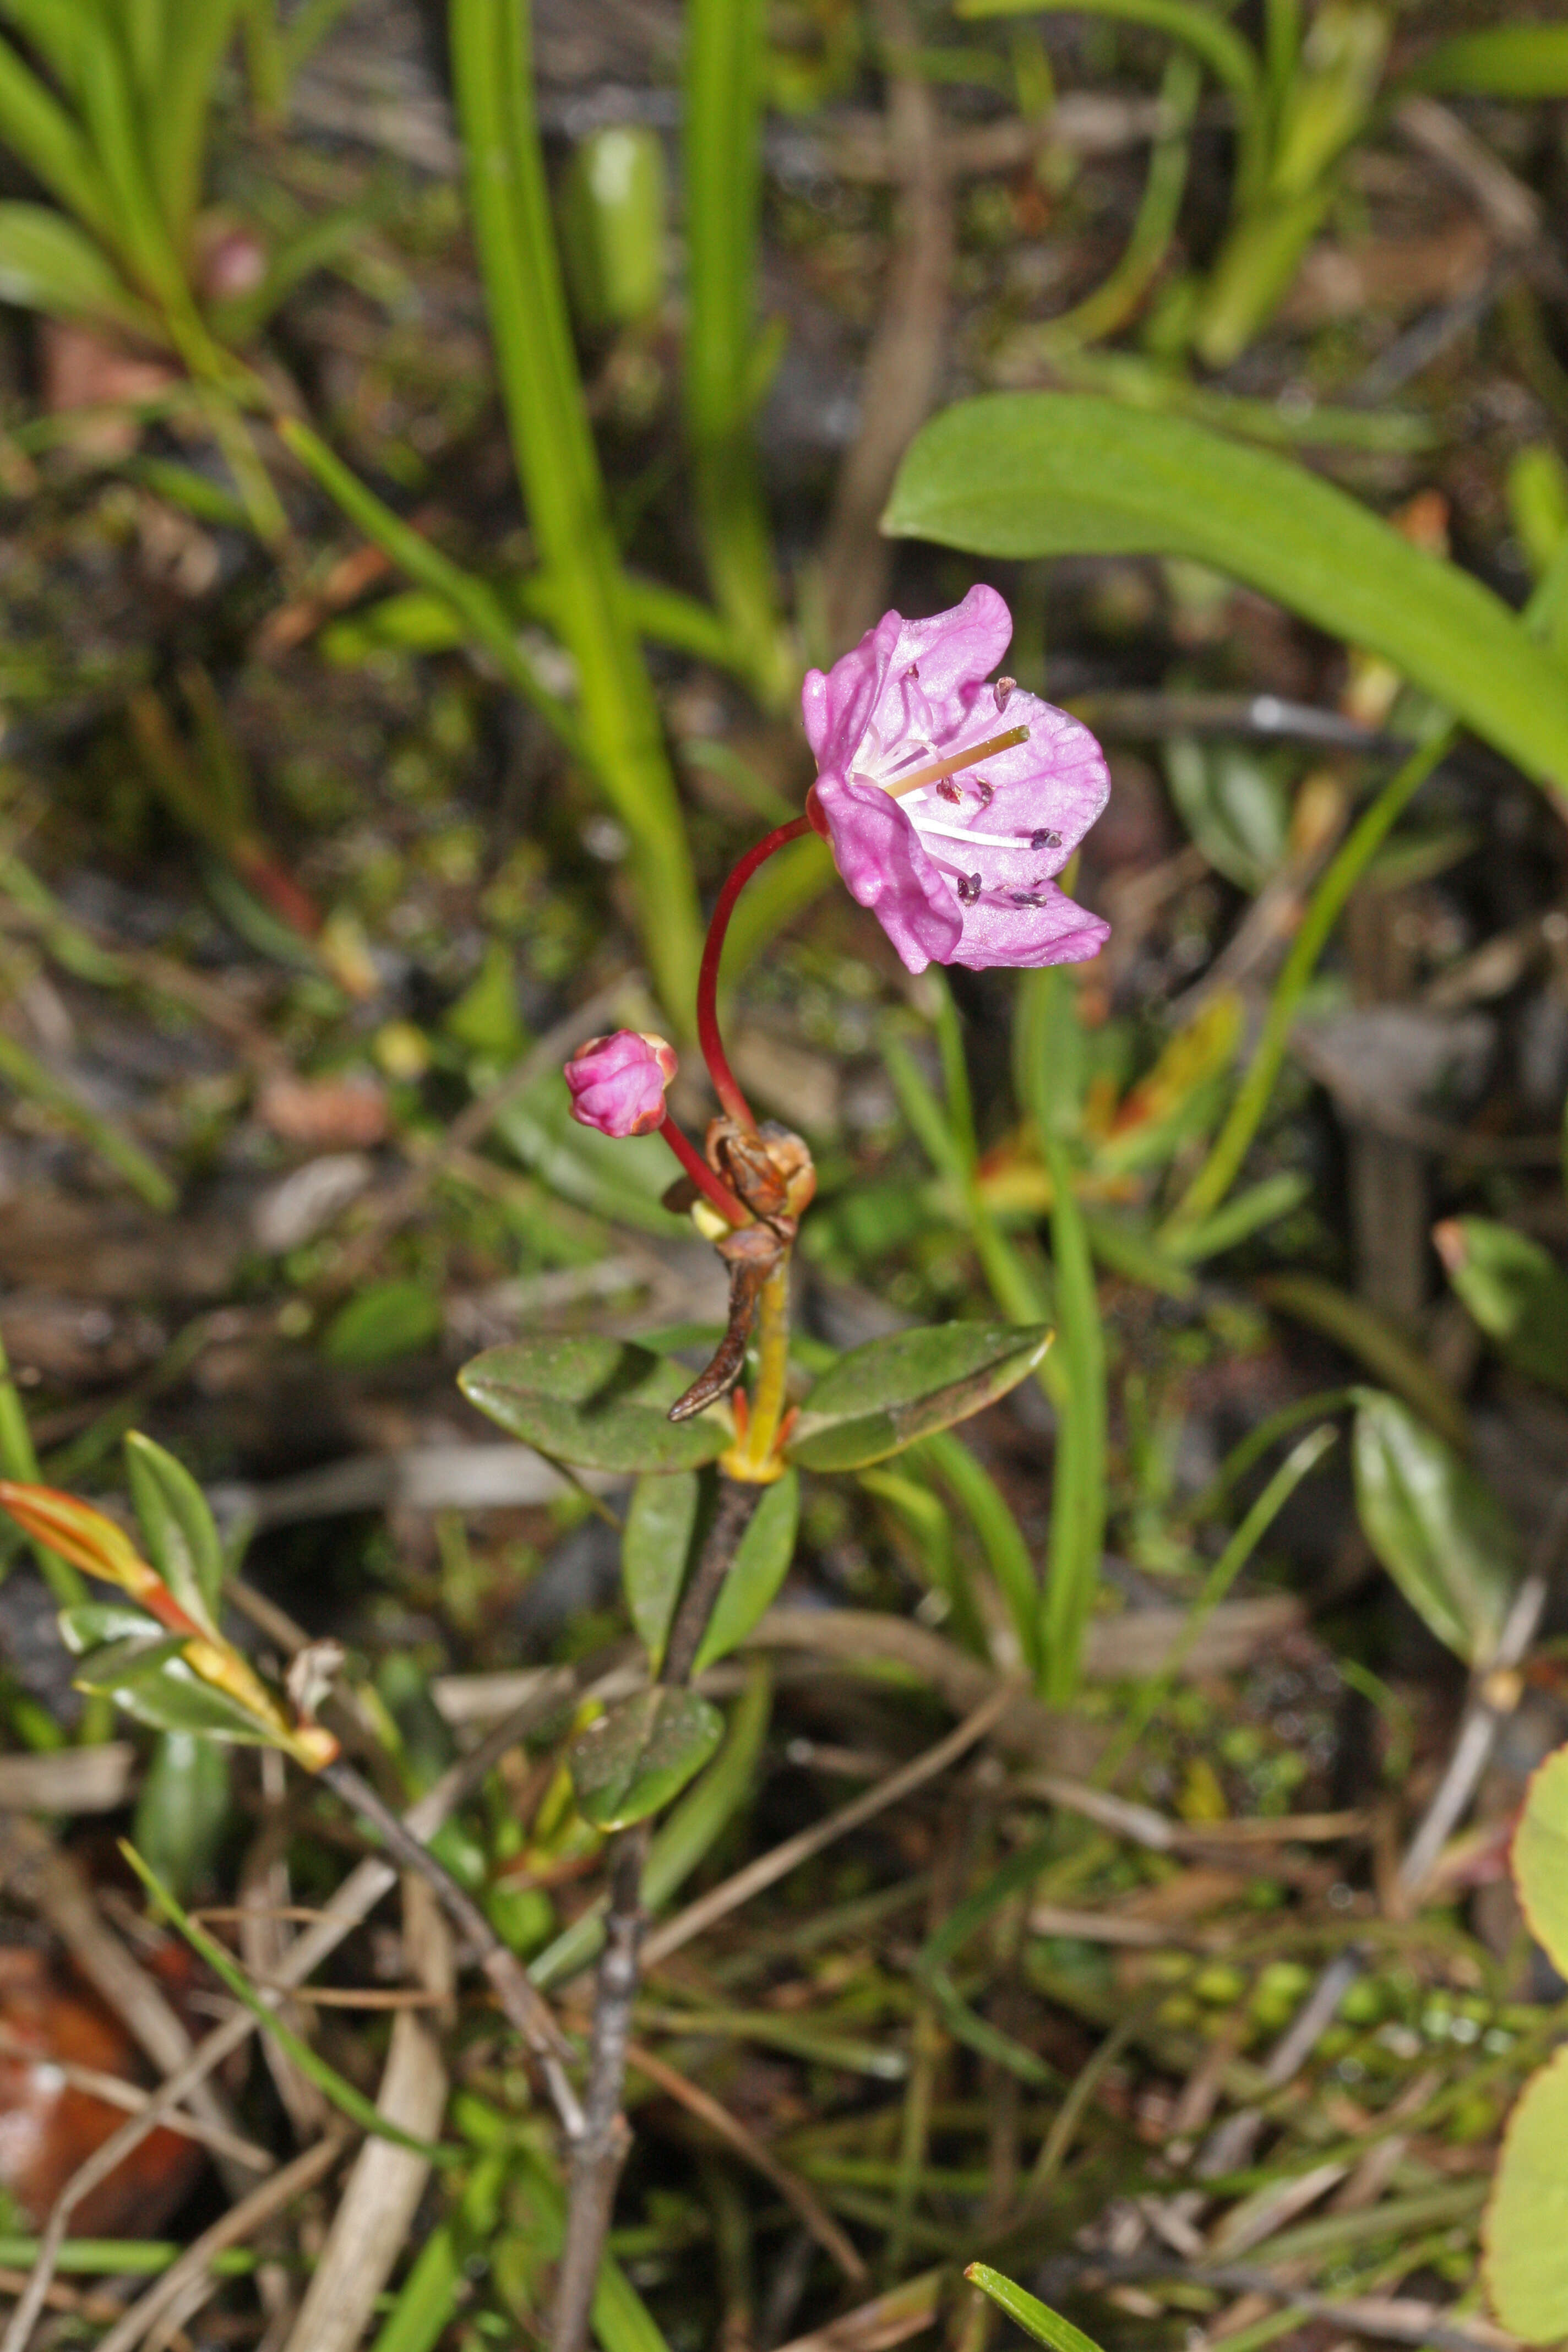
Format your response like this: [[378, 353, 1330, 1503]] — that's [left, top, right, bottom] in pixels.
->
[[1010, 891, 1046, 907], [937, 780, 962, 804], [957, 873, 983, 903], [993, 677, 1015, 711], [1030, 829, 1061, 850]]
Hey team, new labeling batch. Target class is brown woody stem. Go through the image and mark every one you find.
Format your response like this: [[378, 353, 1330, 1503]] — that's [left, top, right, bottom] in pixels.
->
[[549, 1476, 764, 2352]]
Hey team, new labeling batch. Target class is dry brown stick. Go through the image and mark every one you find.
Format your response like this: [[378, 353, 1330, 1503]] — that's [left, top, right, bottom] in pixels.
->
[[818, 0, 954, 652], [0, 1676, 586, 2352], [625, 2039, 867, 2284], [644, 1686, 1012, 1970], [86, 2129, 350, 2352], [279, 1877, 452, 2352], [319, 1755, 582, 2135], [551, 1482, 770, 2352]]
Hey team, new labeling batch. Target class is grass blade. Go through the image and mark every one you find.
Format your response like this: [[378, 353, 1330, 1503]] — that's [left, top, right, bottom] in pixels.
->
[[450, 0, 702, 1023]]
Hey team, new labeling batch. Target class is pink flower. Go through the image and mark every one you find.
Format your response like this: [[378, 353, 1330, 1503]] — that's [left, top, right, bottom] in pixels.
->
[[803, 585, 1111, 973], [564, 1031, 677, 1137]]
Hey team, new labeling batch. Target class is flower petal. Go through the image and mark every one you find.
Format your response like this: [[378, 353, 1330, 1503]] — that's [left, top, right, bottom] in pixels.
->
[[952, 881, 1111, 970], [814, 777, 962, 972], [801, 611, 900, 769]]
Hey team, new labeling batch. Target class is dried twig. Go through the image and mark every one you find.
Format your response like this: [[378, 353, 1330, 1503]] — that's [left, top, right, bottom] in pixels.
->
[[85, 2130, 349, 2352], [626, 2039, 867, 2283]]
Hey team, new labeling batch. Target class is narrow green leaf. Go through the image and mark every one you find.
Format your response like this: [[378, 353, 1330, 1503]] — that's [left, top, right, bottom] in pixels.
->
[[0, 202, 160, 336], [788, 1324, 1052, 1472], [460, 1336, 730, 1473], [1484, 2047, 1568, 2342], [559, 125, 665, 331], [914, 1433, 1039, 1679], [1512, 1744, 1568, 1983], [150, 0, 241, 247], [58, 1602, 159, 1654], [1408, 24, 1568, 99], [1264, 1272, 1466, 1450], [885, 395, 1568, 800], [134, 1731, 231, 1899], [0, 34, 117, 246], [964, 2265, 1108, 2352], [122, 1842, 458, 2165], [622, 1469, 701, 1670], [693, 1468, 798, 1674], [1437, 1217, 1568, 1395], [569, 1686, 725, 1830], [124, 1430, 224, 1630], [1352, 1390, 1520, 1666]]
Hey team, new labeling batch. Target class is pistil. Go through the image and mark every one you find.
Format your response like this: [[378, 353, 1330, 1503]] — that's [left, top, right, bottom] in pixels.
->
[[883, 725, 1029, 798]]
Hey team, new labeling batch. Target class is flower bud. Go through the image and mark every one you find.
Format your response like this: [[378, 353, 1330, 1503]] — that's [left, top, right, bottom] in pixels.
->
[[564, 1030, 677, 1138]]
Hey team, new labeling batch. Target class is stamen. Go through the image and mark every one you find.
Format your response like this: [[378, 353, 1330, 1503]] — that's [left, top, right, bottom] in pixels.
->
[[885, 725, 1029, 798], [956, 873, 982, 904], [993, 676, 1016, 711], [907, 818, 1041, 849], [1030, 829, 1061, 850]]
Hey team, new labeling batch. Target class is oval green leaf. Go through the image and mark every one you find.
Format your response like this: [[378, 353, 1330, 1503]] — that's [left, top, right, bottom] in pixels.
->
[[622, 1469, 702, 1669], [1512, 1744, 1568, 1981], [124, 1430, 224, 1631], [1351, 1390, 1520, 1665], [693, 1470, 799, 1675], [885, 394, 1568, 799], [787, 1323, 1052, 1472], [459, 1336, 729, 1472], [324, 1279, 443, 1366], [569, 1687, 725, 1831], [72, 1636, 288, 1745], [1438, 1217, 1568, 1395], [1485, 2046, 1568, 2342]]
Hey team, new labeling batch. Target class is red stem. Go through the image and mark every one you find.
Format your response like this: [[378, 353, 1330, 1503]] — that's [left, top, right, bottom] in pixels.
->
[[696, 815, 813, 1130], [658, 1112, 749, 1227]]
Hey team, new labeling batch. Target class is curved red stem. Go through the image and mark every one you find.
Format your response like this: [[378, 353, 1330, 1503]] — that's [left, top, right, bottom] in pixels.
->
[[658, 1112, 748, 1227], [696, 815, 813, 1130]]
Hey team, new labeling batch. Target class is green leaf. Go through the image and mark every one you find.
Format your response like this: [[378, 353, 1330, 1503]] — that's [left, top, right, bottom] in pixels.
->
[[963, 2266, 1107, 2352], [884, 394, 1568, 801], [58, 1602, 161, 1655], [1351, 1390, 1520, 1665], [124, 1430, 224, 1630], [0, 35, 117, 248], [1408, 24, 1568, 99], [1163, 734, 1290, 891], [460, 1336, 729, 1472], [622, 1471, 701, 1670], [559, 124, 666, 331], [1485, 2046, 1568, 2343], [569, 1687, 725, 1830], [133, 1732, 231, 1899], [72, 1636, 288, 1744], [692, 1470, 798, 1674], [1511, 1744, 1568, 1981], [1437, 1218, 1568, 1396], [787, 1324, 1052, 1472], [323, 1280, 443, 1367], [0, 202, 159, 335]]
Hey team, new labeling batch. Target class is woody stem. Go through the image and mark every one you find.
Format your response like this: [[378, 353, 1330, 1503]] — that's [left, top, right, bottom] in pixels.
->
[[657, 1112, 749, 1227], [696, 815, 813, 1130]]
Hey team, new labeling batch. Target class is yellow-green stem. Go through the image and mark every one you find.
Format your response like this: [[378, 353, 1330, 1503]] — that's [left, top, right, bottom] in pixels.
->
[[733, 1257, 792, 1479]]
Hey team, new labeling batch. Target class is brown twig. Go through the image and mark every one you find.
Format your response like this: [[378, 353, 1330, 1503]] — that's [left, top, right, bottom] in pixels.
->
[[625, 2039, 867, 2283], [0, 1673, 587, 2349], [319, 1755, 582, 2137]]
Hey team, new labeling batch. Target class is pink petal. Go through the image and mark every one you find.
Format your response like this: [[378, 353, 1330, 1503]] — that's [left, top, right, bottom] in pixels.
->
[[814, 777, 963, 973]]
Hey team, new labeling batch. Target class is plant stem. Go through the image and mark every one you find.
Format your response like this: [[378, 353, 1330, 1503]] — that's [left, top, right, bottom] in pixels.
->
[[319, 1756, 583, 2138], [551, 1475, 764, 2352], [731, 1260, 792, 1476], [657, 1111, 749, 1226], [697, 816, 813, 1126]]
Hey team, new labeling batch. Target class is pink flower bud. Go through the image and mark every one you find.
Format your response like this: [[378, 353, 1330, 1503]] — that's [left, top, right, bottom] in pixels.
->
[[564, 1030, 677, 1138]]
